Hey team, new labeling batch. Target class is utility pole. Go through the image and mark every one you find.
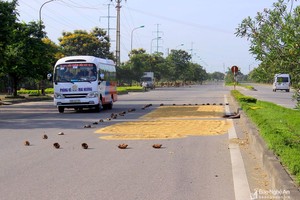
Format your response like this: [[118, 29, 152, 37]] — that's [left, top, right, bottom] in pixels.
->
[[100, 3, 116, 41], [111, 0, 126, 67], [152, 24, 163, 54]]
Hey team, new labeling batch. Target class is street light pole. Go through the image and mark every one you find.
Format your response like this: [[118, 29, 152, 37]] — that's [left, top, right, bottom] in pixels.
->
[[39, 0, 56, 96], [39, 0, 56, 29], [176, 43, 184, 49], [150, 37, 161, 54], [130, 25, 145, 51]]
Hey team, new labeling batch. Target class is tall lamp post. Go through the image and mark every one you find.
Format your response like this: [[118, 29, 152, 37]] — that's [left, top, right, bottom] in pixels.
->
[[150, 37, 161, 54], [176, 43, 184, 49], [131, 25, 145, 51], [166, 43, 184, 55], [39, 0, 56, 95], [39, 0, 56, 29]]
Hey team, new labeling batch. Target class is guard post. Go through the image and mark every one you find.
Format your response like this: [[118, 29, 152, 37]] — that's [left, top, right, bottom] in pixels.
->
[[231, 65, 239, 90]]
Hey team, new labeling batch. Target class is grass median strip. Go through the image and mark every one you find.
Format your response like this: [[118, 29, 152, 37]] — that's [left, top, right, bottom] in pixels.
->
[[96, 105, 232, 140], [231, 90, 300, 184]]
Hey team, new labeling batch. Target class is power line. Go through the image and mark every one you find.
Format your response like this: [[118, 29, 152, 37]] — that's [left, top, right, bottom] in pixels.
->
[[124, 5, 233, 35]]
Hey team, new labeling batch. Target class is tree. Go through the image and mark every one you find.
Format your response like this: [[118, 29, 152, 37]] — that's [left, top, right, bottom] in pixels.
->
[[0, 0, 18, 92], [126, 48, 151, 82], [116, 63, 133, 85], [59, 27, 114, 59], [122, 48, 209, 84], [210, 72, 225, 81], [235, 0, 300, 85], [148, 53, 166, 81], [0, 0, 57, 96], [186, 63, 207, 84], [42, 38, 63, 66], [165, 49, 192, 81], [0, 0, 18, 67], [128, 48, 147, 58], [121, 49, 168, 84], [247, 65, 272, 83], [5, 21, 56, 96]]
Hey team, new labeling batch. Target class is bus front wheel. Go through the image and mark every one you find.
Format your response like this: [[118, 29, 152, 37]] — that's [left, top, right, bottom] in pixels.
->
[[95, 103, 102, 112], [103, 101, 113, 110], [58, 107, 65, 113]]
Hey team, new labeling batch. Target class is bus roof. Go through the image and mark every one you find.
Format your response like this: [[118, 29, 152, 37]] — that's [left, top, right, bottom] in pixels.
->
[[274, 73, 290, 77], [55, 56, 115, 66]]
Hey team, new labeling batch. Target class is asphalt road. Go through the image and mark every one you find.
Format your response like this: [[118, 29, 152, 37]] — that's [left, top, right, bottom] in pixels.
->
[[0, 82, 264, 200], [238, 83, 296, 109]]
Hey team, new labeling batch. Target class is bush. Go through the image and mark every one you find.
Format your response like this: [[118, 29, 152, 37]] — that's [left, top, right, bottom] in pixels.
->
[[117, 86, 143, 93], [17, 88, 54, 96], [16, 87, 143, 96], [239, 96, 257, 103], [45, 88, 54, 94], [231, 90, 257, 103], [18, 89, 39, 95], [245, 85, 255, 90]]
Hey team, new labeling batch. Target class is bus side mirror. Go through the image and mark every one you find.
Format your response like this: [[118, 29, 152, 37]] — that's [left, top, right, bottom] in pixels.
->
[[100, 73, 104, 81], [47, 73, 53, 81], [98, 73, 104, 85]]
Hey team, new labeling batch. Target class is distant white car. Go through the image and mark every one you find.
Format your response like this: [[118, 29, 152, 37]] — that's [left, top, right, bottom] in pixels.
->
[[272, 74, 291, 92]]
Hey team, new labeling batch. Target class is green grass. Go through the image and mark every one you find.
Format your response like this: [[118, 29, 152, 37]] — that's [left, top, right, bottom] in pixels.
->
[[16, 86, 144, 96], [117, 86, 143, 93], [17, 88, 54, 95], [226, 82, 256, 90], [225, 82, 240, 86], [231, 90, 300, 184], [244, 85, 255, 90]]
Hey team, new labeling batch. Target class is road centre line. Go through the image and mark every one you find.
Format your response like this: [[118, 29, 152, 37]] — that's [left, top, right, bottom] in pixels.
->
[[225, 95, 251, 200]]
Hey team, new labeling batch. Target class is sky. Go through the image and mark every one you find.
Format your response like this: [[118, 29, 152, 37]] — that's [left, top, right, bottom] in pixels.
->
[[13, 0, 300, 74]]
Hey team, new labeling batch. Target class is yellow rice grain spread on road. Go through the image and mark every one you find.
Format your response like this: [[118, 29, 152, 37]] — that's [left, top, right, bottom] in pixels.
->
[[96, 105, 233, 140]]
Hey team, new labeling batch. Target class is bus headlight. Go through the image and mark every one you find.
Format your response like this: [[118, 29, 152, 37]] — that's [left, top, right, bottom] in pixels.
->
[[87, 91, 98, 98], [54, 92, 65, 99]]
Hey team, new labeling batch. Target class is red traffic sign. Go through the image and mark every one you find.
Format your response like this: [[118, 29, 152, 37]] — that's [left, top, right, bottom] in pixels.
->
[[231, 65, 238, 73]]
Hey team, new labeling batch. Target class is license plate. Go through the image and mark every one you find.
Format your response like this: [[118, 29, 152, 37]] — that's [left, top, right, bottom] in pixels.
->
[[70, 100, 80, 103]]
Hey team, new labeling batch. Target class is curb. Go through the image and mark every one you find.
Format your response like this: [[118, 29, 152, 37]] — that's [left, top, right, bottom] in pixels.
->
[[0, 96, 53, 105], [239, 110, 300, 199]]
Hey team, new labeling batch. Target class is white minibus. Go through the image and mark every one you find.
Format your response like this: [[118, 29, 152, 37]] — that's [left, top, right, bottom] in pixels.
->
[[52, 56, 117, 113], [272, 74, 291, 92]]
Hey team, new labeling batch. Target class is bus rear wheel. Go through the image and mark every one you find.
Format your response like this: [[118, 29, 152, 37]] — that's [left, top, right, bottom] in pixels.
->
[[107, 102, 113, 110], [103, 101, 113, 110]]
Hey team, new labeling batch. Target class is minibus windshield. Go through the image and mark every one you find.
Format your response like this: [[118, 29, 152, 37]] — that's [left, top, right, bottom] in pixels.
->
[[54, 63, 97, 82]]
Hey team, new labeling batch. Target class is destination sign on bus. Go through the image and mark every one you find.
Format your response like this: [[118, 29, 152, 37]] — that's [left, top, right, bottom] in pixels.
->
[[60, 63, 94, 68]]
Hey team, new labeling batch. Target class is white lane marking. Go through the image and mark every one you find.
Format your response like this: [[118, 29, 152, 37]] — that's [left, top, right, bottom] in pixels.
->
[[225, 95, 251, 200]]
